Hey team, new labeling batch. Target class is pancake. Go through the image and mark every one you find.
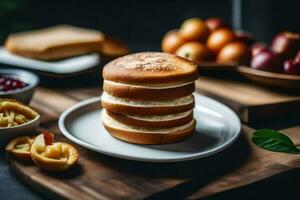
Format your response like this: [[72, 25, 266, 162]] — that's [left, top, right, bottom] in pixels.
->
[[101, 92, 194, 115], [103, 80, 195, 100], [106, 110, 193, 128], [103, 52, 198, 85], [102, 110, 196, 144], [101, 51, 198, 144]]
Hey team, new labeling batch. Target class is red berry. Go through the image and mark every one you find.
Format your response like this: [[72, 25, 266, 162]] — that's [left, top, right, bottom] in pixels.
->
[[0, 75, 28, 92]]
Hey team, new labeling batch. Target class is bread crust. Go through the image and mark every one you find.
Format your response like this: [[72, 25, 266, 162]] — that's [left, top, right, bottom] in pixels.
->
[[102, 120, 195, 144], [103, 82, 195, 100], [101, 100, 195, 116], [6, 41, 102, 60], [106, 110, 193, 128], [103, 52, 198, 85]]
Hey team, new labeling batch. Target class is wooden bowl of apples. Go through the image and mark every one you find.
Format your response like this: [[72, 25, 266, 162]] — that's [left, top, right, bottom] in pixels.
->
[[161, 17, 253, 70], [161, 18, 300, 89], [238, 32, 300, 89]]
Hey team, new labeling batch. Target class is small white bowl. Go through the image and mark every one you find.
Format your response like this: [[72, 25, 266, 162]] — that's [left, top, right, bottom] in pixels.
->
[[0, 69, 39, 104], [0, 113, 40, 148]]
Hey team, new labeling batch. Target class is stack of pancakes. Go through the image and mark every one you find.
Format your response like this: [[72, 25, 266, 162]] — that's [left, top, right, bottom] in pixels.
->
[[101, 52, 198, 144]]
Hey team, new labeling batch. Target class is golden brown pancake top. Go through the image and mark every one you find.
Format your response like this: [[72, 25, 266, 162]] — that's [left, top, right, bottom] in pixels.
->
[[103, 52, 198, 85]]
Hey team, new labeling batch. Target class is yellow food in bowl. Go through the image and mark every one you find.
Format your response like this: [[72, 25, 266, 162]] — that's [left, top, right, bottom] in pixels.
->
[[0, 99, 39, 128]]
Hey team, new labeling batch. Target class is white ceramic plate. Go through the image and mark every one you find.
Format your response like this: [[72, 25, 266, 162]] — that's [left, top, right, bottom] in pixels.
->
[[0, 47, 100, 75], [59, 93, 241, 162]]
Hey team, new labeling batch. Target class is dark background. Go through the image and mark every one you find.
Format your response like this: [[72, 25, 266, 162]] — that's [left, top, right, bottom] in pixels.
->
[[1, 0, 300, 50]]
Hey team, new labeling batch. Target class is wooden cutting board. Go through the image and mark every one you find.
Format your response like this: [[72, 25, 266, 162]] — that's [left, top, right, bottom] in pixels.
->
[[196, 76, 300, 124], [6, 87, 300, 200]]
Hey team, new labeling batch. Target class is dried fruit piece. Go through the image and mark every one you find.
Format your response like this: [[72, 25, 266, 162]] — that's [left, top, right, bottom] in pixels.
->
[[31, 132, 78, 171]]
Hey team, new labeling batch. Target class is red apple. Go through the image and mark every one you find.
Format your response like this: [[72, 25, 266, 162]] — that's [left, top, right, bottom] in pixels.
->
[[234, 30, 255, 46], [295, 51, 300, 63], [271, 32, 300, 59], [251, 50, 283, 72], [283, 59, 300, 75], [251, 43, 268, 57], [205, 17, 228, 32]]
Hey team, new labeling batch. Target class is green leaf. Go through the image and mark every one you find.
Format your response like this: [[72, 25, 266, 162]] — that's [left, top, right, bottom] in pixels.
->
[[252, 129, 300, 154]]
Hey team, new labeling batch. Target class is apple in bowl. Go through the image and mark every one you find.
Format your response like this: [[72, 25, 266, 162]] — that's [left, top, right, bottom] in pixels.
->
[[251, 49, 283, 73], [205, 17, 228, 32], [283, 51, 300, 75], [161, 30, 187, 53], [295, 51, 300, 63], [175, 42, 212, 63], [251, 43, 268, 57], [207, 28, 236, 54], [179, 18, 210, 42], [217, 42, 251, 65], [283, 59, 300, 75], [271, 32, 300, 59]]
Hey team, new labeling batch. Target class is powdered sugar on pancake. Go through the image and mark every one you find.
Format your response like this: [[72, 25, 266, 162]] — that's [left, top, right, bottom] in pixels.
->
[[113, 52, 180, 71]]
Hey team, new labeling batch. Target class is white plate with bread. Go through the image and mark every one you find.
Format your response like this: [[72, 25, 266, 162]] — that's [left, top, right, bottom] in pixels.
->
[[60, 52, 241, 162], [0, 25, 103, 75], [0, 48, 100, 74], [59, 93, 241, 162]]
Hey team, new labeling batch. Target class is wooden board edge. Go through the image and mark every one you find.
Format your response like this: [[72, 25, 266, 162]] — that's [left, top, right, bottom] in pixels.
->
[[7, 156, 67, 200]]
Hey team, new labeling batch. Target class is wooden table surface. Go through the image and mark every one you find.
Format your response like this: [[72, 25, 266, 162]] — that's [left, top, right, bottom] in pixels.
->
[[0, 86, 101, 200], [2, 85, 300, 200]]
